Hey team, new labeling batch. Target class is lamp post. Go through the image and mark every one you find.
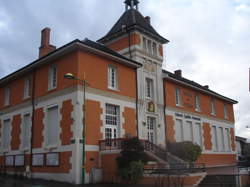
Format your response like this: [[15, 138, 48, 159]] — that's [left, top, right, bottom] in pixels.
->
[[64, 73, 88, 184]]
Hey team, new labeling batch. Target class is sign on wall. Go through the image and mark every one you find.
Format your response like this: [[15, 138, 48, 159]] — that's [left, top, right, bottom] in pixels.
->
[[46, 153, 59, 166], [5, 155, 14, 166], [32, 154, 44, 166], [15, 155, 24, 166]]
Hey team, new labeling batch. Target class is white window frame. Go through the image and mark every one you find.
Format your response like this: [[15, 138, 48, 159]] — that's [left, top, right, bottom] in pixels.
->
[[108, 65, 118, 90], [4, 87, 10, 106], [145, 78, 153, 99], [147, 40, 152, 54], [175, 119, 184, 142], [224, 104, 228, 119], [45, 105, 60, 148], [105, 104, 120, 139], [225, 128, 231, 152], [2, 118, 11, 151], [23, 78, 31, 99], [48, 64, 57, 90], [21, 113, 31, 150], [211, 99, 216, 115], [212, 126, 218, 151], [147, 116, 156, 143], [195, 95, 201, 112], [175, 88, 181, 106]]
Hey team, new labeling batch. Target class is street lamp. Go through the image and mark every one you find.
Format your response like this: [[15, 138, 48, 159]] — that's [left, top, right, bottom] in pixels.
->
[[64, 73, 88, 184]]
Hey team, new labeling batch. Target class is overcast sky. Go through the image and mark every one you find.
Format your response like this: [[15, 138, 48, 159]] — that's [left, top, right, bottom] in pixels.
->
[[0, 0, 249, 138]]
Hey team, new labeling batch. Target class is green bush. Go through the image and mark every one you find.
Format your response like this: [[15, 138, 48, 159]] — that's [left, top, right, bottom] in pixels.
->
[[116, 138, 148, 183], [167, 141, 202, 162]]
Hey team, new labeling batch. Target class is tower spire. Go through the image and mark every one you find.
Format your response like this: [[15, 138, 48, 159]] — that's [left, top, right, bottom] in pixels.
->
[[124, 0, 139, 11]]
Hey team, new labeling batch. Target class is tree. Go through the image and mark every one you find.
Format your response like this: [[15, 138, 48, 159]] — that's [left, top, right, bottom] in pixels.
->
[[167, 141, 202, 163], [116, 137, 149, 183]]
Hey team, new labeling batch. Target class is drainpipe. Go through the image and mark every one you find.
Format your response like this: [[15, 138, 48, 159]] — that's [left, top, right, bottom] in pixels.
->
[[135, 69, 139, 139], [29, 69, 37, 178], [82, 77, 87, 184], [163, 79, 167, 151]]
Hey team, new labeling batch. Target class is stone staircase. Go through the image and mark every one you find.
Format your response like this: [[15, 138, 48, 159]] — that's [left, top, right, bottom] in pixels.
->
[[199, 175, 237, 187]]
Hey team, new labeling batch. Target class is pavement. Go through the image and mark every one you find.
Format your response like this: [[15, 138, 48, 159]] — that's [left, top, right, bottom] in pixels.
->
[[0, 175, 149, 187]]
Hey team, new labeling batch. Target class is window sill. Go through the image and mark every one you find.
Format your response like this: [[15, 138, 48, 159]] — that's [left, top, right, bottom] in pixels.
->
[[176, 104, 182, 107], [108, 87, 120, 92], [45, 145, 58, 151], [23, 96, 31, 100], [195, 108, 201, 112], [21, 148, 30, 153]]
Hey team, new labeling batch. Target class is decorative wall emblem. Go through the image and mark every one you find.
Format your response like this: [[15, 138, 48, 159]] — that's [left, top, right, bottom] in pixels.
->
[[147, 101, 155, 112]]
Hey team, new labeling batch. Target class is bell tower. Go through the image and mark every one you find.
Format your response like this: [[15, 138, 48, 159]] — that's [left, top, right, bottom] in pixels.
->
[[98, 1, 169, 147]]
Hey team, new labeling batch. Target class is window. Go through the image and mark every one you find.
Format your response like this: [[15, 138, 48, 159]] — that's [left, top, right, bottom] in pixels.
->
[[225, 128, 231, 151], [153, 42, 157, 56], [108, 66, 118, 90], [46, 106, 59, 146], [147, 40, 152, 54], [175, 119, 184, 142], [212, 126, 218, 151], [211, 99, 216, 115], [143, 37, 147, 50], [147, 116, 156, 143], [22, 113, 31, 149], [2, 119, 11, 150], [145, 78, 153, 99], [195, 95, 201, 111], [175, 88, 181, 106], [24, 78, 31, 99], [106, 104, 120, 126], [48, 65, 57, 90], [184, 121, 193, 141], [105, 104, 120, 140], [4, 87, 10, 106], [224, 104, 228, 119], [193, 123, 202, 147], [218, 127, 225, 152]]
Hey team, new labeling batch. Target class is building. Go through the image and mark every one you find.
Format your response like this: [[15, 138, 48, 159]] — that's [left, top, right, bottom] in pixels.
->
[[0, 0, 238, 185], [236, 136, 248, 161]]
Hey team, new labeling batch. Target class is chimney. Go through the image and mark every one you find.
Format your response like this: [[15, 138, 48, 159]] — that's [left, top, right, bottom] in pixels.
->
[[204, 85, 209, 89], [174, 70, 182, 77], [39, 27, 56, 58], [145, 16, 151, 24]]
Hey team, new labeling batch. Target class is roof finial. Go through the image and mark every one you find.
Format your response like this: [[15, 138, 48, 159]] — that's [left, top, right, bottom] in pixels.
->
[[124, 0, 139, 11]]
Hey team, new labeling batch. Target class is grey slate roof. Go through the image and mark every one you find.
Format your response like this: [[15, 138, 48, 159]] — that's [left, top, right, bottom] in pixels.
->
[[98, 9, 169, 44], [0, 39, 141, 85], [163, 70, 238, 104]]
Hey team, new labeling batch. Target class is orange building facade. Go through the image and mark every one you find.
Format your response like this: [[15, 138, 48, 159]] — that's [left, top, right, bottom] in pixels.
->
[[0, 0, 238, 185]]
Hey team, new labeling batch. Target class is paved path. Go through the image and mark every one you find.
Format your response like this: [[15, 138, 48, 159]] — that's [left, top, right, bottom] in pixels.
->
[[0, 176, 149, 187]]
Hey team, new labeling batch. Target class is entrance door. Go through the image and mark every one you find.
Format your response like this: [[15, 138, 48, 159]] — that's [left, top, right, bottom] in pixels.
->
[[147, 116, 156, 143]]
